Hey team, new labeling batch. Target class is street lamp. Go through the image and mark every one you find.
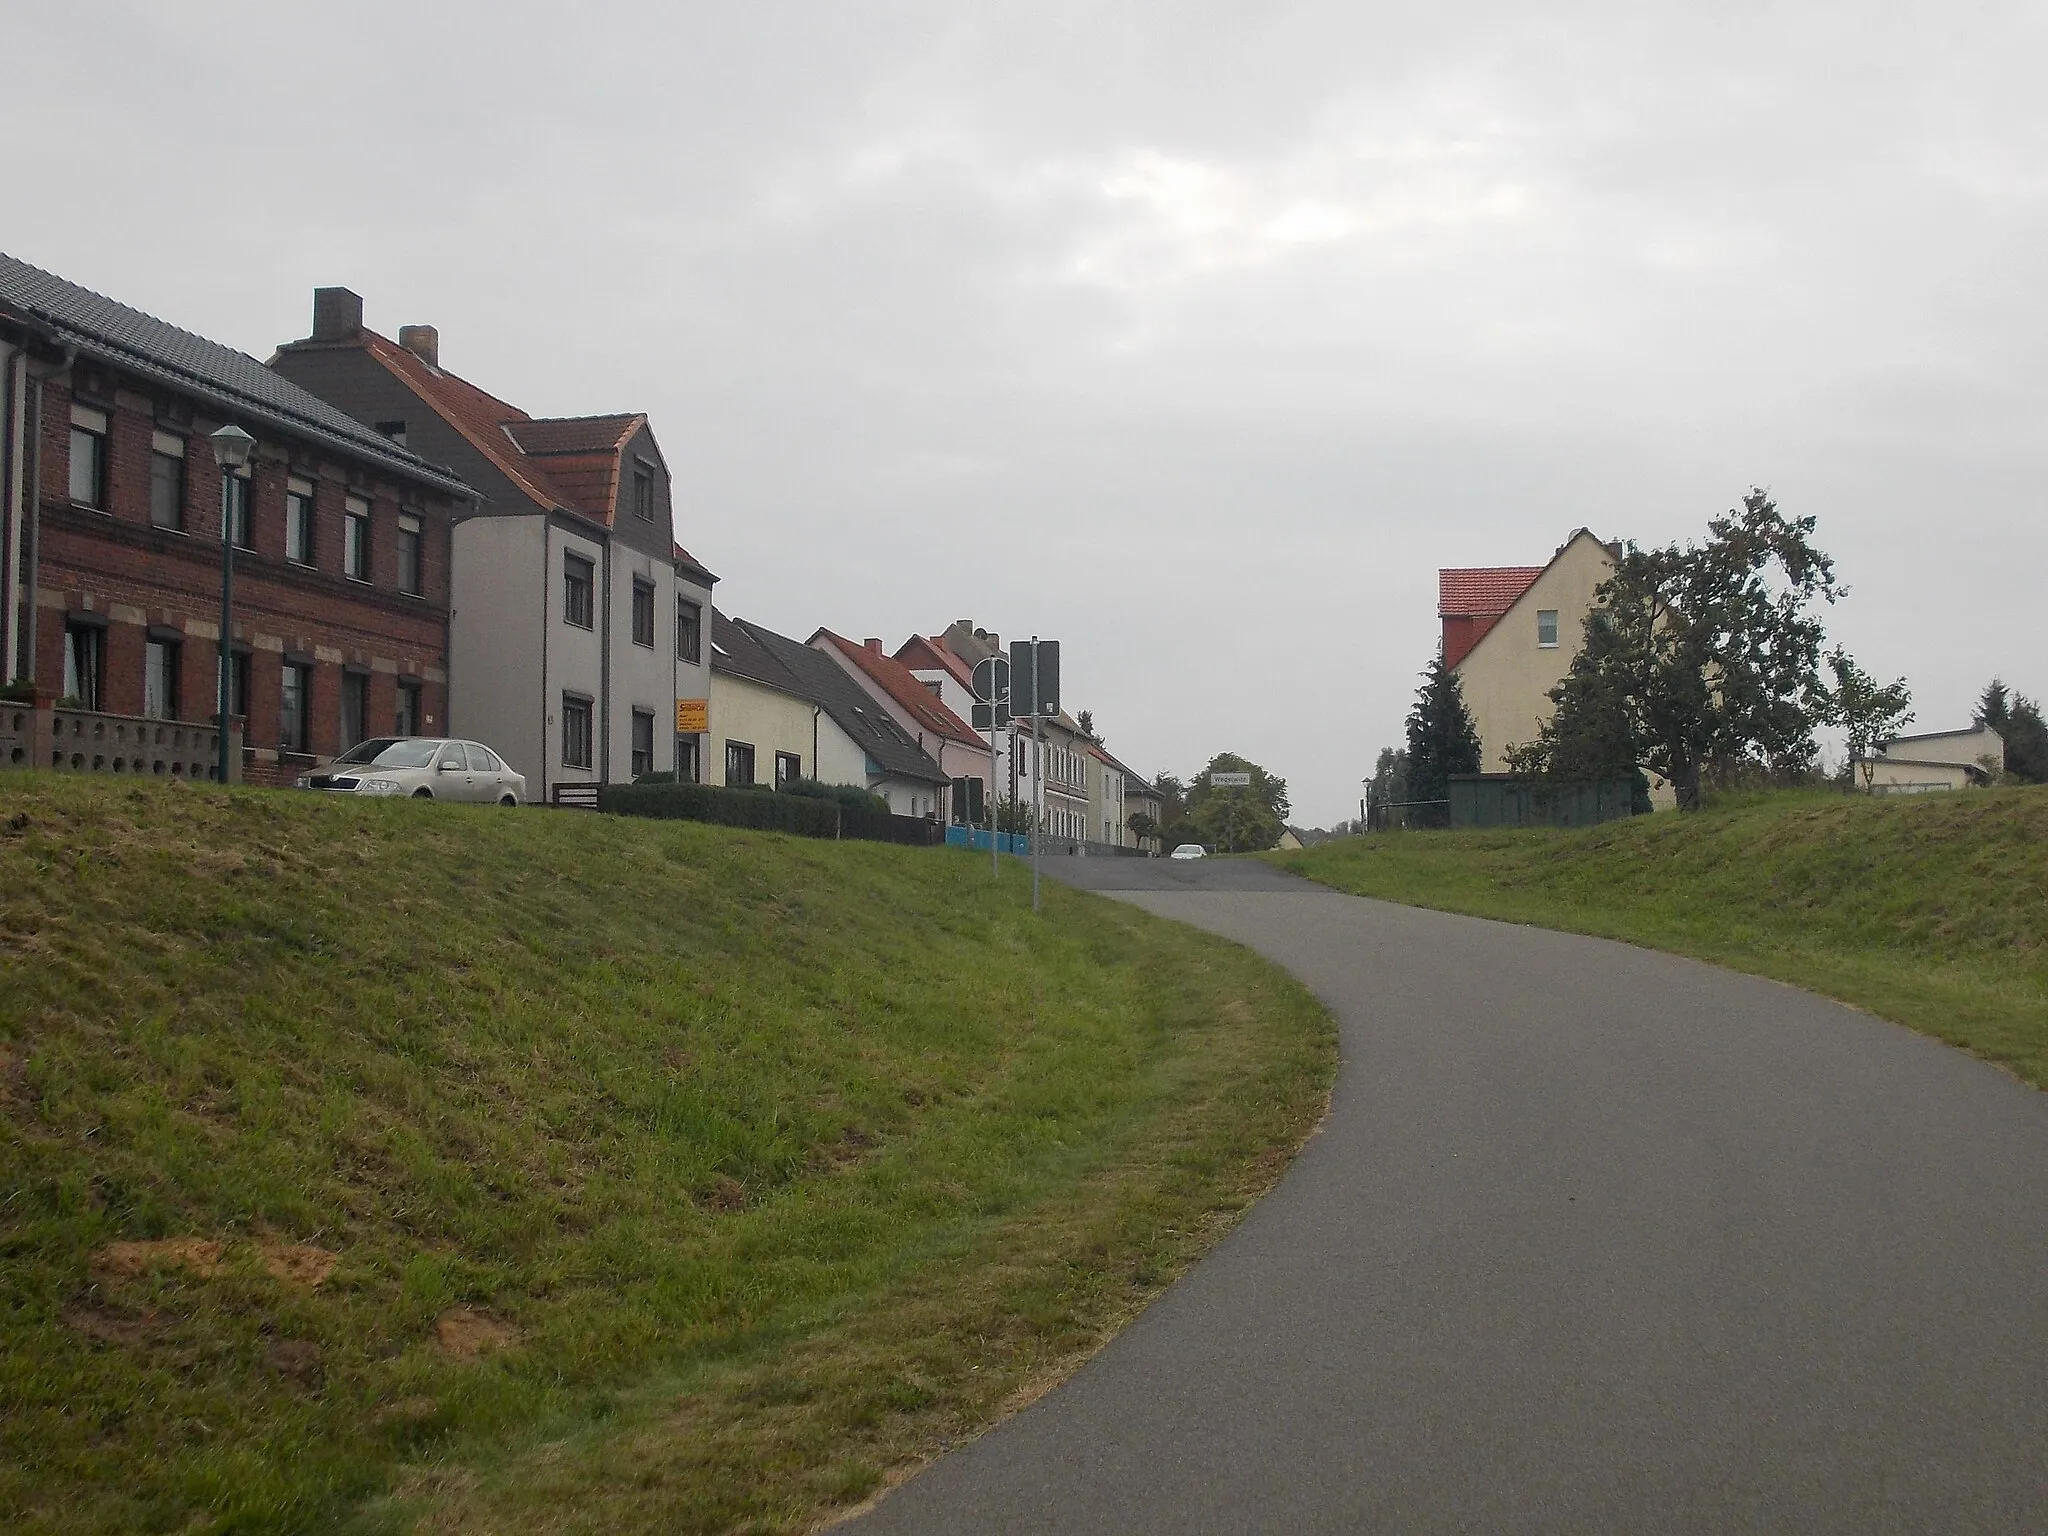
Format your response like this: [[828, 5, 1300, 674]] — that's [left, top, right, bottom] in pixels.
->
[[209, 424, 255, 785]]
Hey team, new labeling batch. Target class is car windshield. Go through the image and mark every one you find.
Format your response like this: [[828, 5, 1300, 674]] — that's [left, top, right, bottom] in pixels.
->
[[331, 737, 403, 765], [359, 741, 442, 770]]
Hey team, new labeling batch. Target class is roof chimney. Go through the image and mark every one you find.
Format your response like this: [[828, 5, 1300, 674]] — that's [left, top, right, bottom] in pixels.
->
[[311, 287, 363, 342], [864, 637, 883, 654], [397, 325, 439, 367]]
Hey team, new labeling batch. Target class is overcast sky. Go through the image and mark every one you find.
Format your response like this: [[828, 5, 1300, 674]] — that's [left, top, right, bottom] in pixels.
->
[[10, 2, 2045, 822]]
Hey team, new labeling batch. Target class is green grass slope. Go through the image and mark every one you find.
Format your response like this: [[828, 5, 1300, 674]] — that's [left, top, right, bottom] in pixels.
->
[[1277, 788, 2048, 1087], [0, 776, 1333, 1535]]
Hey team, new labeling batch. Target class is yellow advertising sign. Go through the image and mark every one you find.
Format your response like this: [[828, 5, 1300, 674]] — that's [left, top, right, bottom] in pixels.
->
[[674, 698, 710, 734]]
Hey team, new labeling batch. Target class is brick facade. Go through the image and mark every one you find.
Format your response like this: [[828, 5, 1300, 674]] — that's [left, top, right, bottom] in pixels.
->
[[28, 360, 457, 785]]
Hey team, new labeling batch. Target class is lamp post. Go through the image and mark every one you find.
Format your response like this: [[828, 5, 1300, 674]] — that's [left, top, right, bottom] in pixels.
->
[[209, 424, 255, 785]]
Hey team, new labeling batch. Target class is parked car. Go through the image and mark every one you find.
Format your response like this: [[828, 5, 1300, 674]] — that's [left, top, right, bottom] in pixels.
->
[[1169, 842, 1208, 860], [296, 738, 527, 804]]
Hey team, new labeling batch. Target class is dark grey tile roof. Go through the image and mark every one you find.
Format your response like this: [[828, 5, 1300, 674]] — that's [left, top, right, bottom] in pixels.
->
[[0, 253, 472, 497], [711, 611, 946, 785]]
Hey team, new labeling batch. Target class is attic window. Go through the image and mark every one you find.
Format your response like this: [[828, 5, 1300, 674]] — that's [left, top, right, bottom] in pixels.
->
[[1537, 610, 1559, 648], [375, 420, 408, 448], [632, 461, 655, 521]]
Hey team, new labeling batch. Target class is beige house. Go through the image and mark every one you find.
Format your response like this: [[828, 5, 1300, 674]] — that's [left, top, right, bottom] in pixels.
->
[[1859, 724, 2004, 793], [1440, 529, 1674, 807]]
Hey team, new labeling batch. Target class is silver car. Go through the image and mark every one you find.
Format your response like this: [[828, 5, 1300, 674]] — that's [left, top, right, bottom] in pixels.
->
[[296, 737, 528, 805]]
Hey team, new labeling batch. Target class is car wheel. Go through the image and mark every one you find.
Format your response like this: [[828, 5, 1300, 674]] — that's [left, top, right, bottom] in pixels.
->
[[499, 794, 517, 807], [412, 788, 433, 799]]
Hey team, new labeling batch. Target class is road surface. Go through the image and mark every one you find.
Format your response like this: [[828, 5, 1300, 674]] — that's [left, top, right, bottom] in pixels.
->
[[844, 854, 2048, 1533]]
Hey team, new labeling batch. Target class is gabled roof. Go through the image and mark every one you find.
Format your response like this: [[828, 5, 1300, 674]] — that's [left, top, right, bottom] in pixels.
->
[[672, 542, 719, 587], [895, 633, 980, 692], [713, 613, 948, 785], [278, 317, 659, 528], [0, 253, 470, 496], [813, 631, 983, 748], [1439, 566, 1546, 618]]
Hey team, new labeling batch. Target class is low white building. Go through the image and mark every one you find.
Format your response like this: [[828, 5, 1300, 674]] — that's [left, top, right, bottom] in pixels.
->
[[1859, 724, 2005, 793]]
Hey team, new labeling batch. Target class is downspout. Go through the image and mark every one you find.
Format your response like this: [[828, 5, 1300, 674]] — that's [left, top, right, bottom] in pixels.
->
[[598, 529, 612, 784], [538, 519, 551, 802], [2, 343, 21, 681], [23, 347, 73, 689]]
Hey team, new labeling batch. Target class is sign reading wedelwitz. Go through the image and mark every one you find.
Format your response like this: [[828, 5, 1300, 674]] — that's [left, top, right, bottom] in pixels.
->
[[1209, 771, 1252, 787]]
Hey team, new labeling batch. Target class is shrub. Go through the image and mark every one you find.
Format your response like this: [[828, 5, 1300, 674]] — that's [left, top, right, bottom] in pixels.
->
[[600, 781, 840, 837], [780, 778, 889, 814]]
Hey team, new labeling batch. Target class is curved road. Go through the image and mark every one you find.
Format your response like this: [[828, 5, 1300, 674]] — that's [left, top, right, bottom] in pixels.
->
[[846, 856, 2048, 1533]]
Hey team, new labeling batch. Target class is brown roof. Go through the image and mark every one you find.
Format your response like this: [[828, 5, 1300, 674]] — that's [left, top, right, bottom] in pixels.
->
[[895, 633, 980, 692], [814, 631, 984, 748], [504, 414, 640, 456], [354, 331, 644, 525], [1438, 566, 1546, 618]]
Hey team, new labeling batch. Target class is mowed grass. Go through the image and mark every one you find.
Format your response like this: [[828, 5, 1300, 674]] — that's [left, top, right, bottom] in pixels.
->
[[0, 775, 1334, 1534], [1276, 786, 2048, 1087]]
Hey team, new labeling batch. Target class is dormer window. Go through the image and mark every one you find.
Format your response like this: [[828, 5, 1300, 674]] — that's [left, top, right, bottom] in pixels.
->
[[375, 420, 408, 448], [632, 461, 656, 521]]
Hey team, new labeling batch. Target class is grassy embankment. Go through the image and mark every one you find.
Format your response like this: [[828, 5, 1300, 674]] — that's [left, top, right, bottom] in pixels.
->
[[1277, 788, 2048, 1088], [0, 776, 1334, 1534]]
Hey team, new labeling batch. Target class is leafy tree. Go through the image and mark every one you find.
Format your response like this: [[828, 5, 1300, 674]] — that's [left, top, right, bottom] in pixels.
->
[[1505, 625, 1655, 813], [1816, 649, 1913, 791], [1184, 752, 1290, 852], [1368, 746, 1409, 830], [1076, 709, 1095, 740], [1404, 651, 1481, 828], [1127, 810, 1160, 848], [1540, 489, 1842, 811], [1976, 679, 2048, 784], [1150, 773, 1191, 846], [993, 794, 1035, 834]]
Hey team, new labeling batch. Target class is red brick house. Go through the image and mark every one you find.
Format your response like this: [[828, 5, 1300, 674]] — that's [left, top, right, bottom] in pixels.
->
[[0, 255, 473, 783]]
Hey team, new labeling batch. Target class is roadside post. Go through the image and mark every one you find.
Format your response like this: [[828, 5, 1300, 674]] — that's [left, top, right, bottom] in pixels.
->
[[971, 655, 1010, 879], [1010, 636, 1060, 913]]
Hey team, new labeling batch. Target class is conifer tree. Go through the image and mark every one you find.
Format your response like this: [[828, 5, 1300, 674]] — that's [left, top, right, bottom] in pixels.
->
[[1405, 650, 1481, 828]]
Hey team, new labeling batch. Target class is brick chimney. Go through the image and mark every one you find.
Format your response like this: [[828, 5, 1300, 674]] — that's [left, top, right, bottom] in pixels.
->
[[397, 325, 439, 367], [311, 287, 363, 341], [864, 637, 883, 654]]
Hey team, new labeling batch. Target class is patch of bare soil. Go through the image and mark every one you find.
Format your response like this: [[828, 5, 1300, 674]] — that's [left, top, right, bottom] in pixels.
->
[[266, 1337, 325, 1388], [257, 1242, 339, 1290], [434, 1307, 519, 1358], [61, 1304, 168, 1347], [91, 1238, 223, 1281]]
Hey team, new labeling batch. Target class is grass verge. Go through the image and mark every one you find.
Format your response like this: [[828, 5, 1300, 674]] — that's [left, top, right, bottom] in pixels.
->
[[0, 775, 1334, 1534], [1275, 787, 2047, 1088]]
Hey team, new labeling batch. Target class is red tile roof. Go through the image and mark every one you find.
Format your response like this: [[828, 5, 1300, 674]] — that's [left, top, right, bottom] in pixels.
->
[[895, 633, 979, 692], [1438, 566, 1546, 617], [814, 631, 984, 748], [357, 332, 643, 525]]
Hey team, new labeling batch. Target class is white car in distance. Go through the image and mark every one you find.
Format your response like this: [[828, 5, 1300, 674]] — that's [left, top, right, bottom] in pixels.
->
[[297, 738, 527, 805], [1169, 842, 1208, 860]]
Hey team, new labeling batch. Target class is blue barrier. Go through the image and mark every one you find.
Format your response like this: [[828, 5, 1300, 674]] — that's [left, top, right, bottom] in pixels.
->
[[943, 825, 1032, 854]]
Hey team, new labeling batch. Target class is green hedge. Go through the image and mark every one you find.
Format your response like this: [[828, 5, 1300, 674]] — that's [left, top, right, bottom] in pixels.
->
[[599, 781, 841, 837]]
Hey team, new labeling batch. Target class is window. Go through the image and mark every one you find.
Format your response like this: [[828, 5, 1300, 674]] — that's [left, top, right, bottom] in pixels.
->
[[395, 680, 421, 737], [631, 577, 655, 647], [775, 750, 801, 786], [375, 420, 408, 447], [1537, 609, 1559, 648], [226, 471, 253, 550], [564, 553, 595, 628], [144, 639, 180, 720], [69, 404, 108, 508], [149, 431, 186, 530], [62, 622, 104, 709], [340, 671, 369, 751], [632, 462, 655, 521], [343, 496, 370, 580], [631, 709, 655, 777], [725, 740, 755, 786], [562, 695, 593, 769], [676, 597, 702, 663], [220, 651, 250, 721], [285, 476, 315, 563], [676, 736, 699, 784], [280, 663, 311, 751], [437, 741, 469, 770], [397, 513, 423, 595], [471, 744, 501, 771]]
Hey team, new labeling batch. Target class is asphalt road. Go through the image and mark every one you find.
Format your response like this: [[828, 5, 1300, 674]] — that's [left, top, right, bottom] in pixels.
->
[[844, 855, 2048, 1533]]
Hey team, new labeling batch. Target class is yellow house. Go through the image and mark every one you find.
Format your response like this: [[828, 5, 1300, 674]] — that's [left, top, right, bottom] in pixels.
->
[[1441, 530, 1618, 772], [1859, 724, 2004, 793]]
